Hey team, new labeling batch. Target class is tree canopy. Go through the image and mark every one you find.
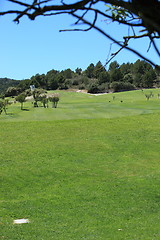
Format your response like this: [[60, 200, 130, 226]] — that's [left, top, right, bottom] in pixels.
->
[[1, 60, 159, 95], [1, 0, 160, 68]]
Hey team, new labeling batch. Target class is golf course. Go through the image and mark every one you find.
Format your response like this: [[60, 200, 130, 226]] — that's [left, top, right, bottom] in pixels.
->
[[1, 89, 160, 239]]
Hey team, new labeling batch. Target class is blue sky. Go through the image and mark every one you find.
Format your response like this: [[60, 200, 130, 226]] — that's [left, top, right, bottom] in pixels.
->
[[0, 1, 159, 80]]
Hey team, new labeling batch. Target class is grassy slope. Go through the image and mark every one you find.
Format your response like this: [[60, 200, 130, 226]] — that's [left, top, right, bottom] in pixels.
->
[[1, 89, 160, 239], [1, 89, 160, 121]]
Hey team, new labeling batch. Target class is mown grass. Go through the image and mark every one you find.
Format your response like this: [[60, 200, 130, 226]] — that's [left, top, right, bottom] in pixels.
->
[[1, 89, 160, 121], [1, 89, 160, 239]]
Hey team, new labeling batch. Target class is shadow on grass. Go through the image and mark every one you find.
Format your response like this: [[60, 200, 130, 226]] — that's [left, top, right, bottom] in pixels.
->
[[22, 109, 30, 111], [5, 113, 14, 115]]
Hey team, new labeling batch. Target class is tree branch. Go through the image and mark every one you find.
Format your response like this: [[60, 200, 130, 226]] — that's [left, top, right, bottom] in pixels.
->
[[71, 11, 158, 67], [0, 0, 160, 66]]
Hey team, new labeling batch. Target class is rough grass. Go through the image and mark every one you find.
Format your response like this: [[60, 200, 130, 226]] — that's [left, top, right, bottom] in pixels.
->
[[1, 89, 160, 239]]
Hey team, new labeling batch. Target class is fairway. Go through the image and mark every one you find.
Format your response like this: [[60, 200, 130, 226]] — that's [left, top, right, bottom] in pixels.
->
[[0, 89, 160, 121], [1, 89, 160, 239]]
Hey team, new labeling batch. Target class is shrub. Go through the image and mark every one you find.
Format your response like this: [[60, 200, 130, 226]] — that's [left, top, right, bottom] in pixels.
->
[[16, 93, 26, 110], [98, 83, 110, 93], [5, 87, 22, 97], [32, 88, 47, 107], [110, 81, 135, 92], [48, 93, 60, 108], [87, 83, 100, 94]]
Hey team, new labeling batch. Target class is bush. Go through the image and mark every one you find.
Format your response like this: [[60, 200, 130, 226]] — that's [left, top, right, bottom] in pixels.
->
[[98, 83, 110, 93], [48, 93, 60, 108], [110, 81, 135, 92], [72, 79, 80, 86], [16, 93, 26, 110], [87, 83, 100, 94], [5, 87, 22, 97]]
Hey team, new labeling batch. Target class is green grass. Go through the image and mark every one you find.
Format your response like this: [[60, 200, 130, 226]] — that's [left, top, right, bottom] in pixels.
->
[[1, 89, 160, 121], [1, 89, 160, 239]]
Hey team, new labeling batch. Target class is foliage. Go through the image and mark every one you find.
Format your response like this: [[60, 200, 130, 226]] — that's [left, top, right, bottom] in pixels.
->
[[61, 68, 73, 79], [48, 93, 60, 108], [5, 86, 22, 97], [105, 4, 131, 21], [110, 81, 135, 92], [0, 99, 8, 115], [0, 59, 159, 95], [93, 61, 106, 78], [0, 78, 20, 94], [30, 74, 46, 88], [85, 63, 95, 78], [16, 93, 26, 110], [17, 79, 31, 91], [109, 61, 120, 71], [87, 82, 100, 94], [98, 71, 110, 85], [39, 94, 48, 108], [142, 70, 156, 88], [75, 67, 82, 75], [32, 88, 47, 107]]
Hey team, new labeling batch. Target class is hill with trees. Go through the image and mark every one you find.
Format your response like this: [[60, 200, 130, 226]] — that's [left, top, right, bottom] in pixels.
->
[[0, 60, 160, 97], [0, 78, 21, 95]]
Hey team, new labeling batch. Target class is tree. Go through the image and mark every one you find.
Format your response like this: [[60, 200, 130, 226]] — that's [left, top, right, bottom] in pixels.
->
[[56, 74, 67, 89], [5, 87, 21, 97], [17, 79, 31, 91], [109, 61, 120, 72], [31, 74, 47, 89], [131, 60, 155, 87], [132, 60, 153, 75], [142, 70, 156, 88], [32, 88, 47, 107], [30, 75, 41, 88], [61, 69, 73, 79], [120, 63, 132, 77], [0, 78, 21, 95], [93, 61, 106, 79], [48, 93, 60, 108], [85, 63, 95, 78], [46, 69, 59, 90], [39, 94, 48, 108], [98, 72, 110, 85], [110, 68, 123, 82], [16, 93, 26, 110], [0, 99, 8, 115], [123, 73, 134, 84], [75, 68, 82, 75]]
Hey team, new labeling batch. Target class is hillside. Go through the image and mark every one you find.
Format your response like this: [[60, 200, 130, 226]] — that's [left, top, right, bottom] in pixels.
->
[[1, 60, 160, 96], [1, 89, 160, 121], [0, 78, 20, 94]]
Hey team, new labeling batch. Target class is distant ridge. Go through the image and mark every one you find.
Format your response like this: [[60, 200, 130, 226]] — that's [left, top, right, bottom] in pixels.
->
[[0, 78, 20, 94]]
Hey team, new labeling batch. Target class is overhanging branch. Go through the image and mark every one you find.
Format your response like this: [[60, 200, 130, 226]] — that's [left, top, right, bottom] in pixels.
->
[[0, 0, 160, 66]]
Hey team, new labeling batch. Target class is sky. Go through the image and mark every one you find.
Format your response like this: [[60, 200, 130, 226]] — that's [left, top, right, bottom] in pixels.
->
[[0, 1, 159, 80]]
